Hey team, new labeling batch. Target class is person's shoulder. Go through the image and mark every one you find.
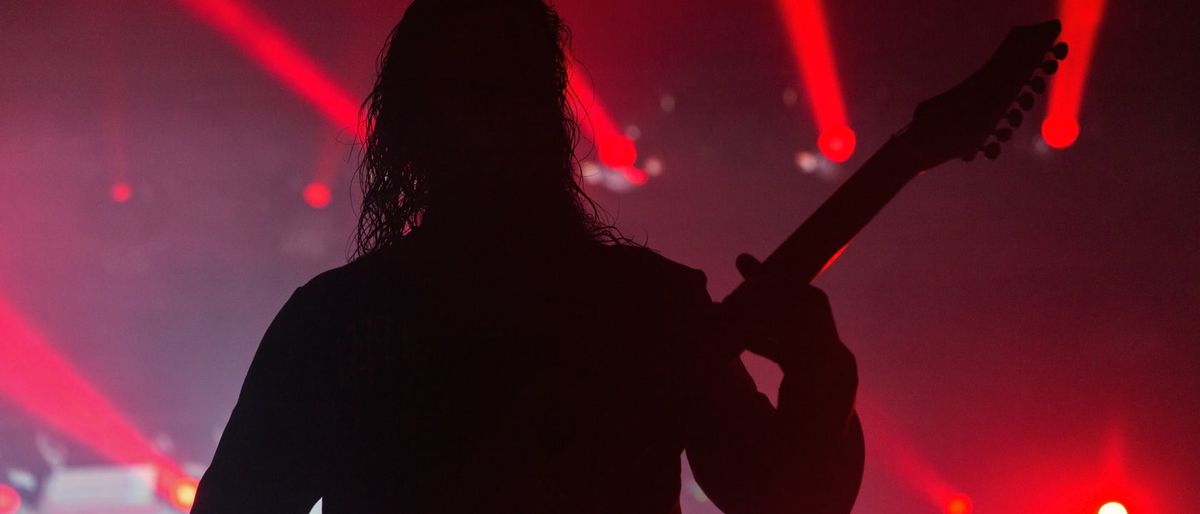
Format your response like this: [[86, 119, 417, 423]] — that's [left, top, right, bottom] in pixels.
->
[[294, 244, 409, 304], [599, 242, 709, 296]]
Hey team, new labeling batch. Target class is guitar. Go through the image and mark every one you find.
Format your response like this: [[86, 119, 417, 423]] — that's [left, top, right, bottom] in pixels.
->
[[722, 19, 1068, 352], [716, 19, 1068, 514]]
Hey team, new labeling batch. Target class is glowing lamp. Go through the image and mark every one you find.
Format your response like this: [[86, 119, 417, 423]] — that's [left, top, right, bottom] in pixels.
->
[[1041, 116, 1080, 149], [818, 126, 857, 163], [110, 182, 134, 203], [169, 476, 199, 511], [1098, 501, 1128, 514], [0, 484, 20, 514], [945, 493, 972, 514], [303, 182, 332, 209], [598, 135, 638, 169]]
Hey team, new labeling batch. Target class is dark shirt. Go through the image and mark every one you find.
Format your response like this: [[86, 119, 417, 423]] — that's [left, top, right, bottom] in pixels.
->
[[192, 240, 862, 513]]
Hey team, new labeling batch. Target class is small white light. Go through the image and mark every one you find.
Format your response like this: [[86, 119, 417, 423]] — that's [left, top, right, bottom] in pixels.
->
[[795, 150, 820, 173], [644, 156, 665, 176], [782, 87, 799, 107], [660, 94, 676, 113], [624, 124, 642, 141]]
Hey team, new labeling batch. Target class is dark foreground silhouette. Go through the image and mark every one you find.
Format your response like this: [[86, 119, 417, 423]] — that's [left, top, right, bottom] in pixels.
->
[[193, 0, 1065, 511]]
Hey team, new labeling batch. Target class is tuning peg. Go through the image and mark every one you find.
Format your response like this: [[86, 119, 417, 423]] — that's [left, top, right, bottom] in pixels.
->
[[1028, 76, 1046, 94], [1006, 108, 1024, 128], [1051, 41, 1069, 60], [1041, 59, 1059, 74], [994, 127, 1013, 142], [735, 253, 763, 279], [961, 149, 977, 162], [983, 142, 1001, 160], [1017, 92, 1035, 110]]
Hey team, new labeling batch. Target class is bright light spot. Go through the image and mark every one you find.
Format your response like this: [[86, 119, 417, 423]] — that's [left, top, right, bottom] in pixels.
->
[[624, 124, 642, 141], [169, 476, 199, 511], [598, 135, 638, 168], [110, 182, 133, 203], [660, 94, 676, 113], [945, 494, 973, 514], [0, 484, 20, 514], [643, 156, 665, 176], [795, 150, 820, 173], [1098, 501, 1128, 514], [616, 167, 649, 185], [581, 161, 603, 184], [782, 87, 799, 106], [1041, 116, 1081, 149], [817, 126, 857, 163], [303, 182, 332, 209]]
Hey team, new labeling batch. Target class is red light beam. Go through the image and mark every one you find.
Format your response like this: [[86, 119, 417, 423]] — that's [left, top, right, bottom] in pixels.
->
[[567, 62, 647, 185], [776, 0, 857, 162], [857, 393, 964, 509], [176, 0, 362, 136], [0, 295, 193, 508], [1042, 0, 1106, 149]]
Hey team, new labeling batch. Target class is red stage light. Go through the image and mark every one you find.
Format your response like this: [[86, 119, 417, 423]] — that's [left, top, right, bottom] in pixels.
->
[[1042, 0, 1106, 149], [1041, 115, 1080, 149], [818, 126, 857, 163], [168, 476, 200, 512], [0, 484, 19, 514], [567, 62, 647, 185], [303, 182, 332, 209], [1098, 501, 1128, 514], [776, 0, 856, 162], [110, 182, 134, 203], [177, 0, 362, 135], [945, 493, 973, 514]]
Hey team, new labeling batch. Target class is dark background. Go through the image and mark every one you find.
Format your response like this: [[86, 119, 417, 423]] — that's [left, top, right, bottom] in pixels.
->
[[0, 0, 1196, 512]]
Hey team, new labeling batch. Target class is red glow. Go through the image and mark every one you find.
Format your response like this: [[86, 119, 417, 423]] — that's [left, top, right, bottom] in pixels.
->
[[0, 295, 193, 508], [177, 0, 362, 135], [167, 475, 200, 511], [777, 0, 856, 161], [946, 494, 973, 514], [819, 242, 850, 274], [110, 182, 134, 203], [856, 394, 959, 509], [818, 126, 857, 163], [303, 182, 332, 209], [0, 484, 19, 514], [1043, 0, 1106, 149], [1042, 115, 1080, 149], [567, 62, 647, 185]]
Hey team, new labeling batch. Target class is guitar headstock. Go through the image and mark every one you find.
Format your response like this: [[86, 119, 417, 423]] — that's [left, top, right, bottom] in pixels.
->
[[898, 20, 1068, 169]]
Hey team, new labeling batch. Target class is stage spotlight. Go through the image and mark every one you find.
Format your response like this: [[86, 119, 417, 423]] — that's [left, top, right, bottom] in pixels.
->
[[303, 182, 332, 209], [1041, 115, 1080, 149], [110, 182, 134, 203], [817, 126, 856, 163], [1098, 501, 1128, 514], [777, 0, 857, 162], [168, 476, 199, 512], [945, 493, 973, 514], [1042, 0, 1106, 149], [0, 484, 19, 514]]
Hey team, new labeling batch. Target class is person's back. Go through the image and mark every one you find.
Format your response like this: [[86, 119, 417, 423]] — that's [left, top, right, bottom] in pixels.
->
[[192, 1, 863, 512]]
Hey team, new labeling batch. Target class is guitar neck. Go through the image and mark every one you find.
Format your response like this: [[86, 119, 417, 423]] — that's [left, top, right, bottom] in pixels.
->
[[726, 139, 925, 301]]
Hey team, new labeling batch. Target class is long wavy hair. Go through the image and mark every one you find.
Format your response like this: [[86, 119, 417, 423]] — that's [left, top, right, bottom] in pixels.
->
[[352, 0, 627, 259]]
